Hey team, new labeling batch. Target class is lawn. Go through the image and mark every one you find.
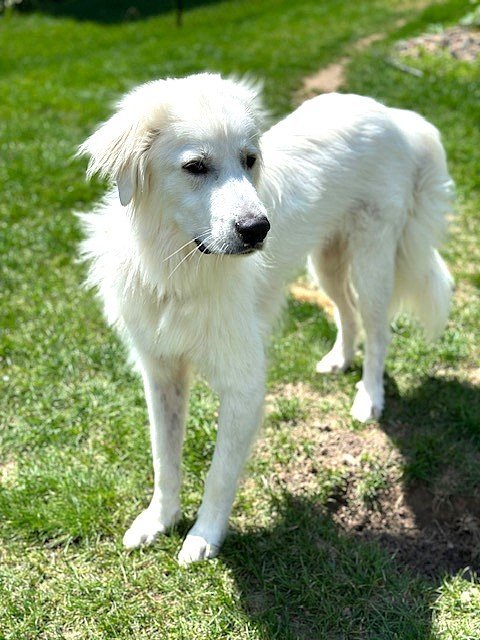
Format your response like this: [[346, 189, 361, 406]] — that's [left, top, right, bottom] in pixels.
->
[[1, 0, 479, 638]]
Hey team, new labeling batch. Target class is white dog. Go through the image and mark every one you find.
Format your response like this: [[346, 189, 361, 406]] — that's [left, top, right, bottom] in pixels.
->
[[78, 73, 453, 563]]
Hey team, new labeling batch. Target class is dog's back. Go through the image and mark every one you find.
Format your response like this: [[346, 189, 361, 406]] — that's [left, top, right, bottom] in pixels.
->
[[259, 93, 453, 335]]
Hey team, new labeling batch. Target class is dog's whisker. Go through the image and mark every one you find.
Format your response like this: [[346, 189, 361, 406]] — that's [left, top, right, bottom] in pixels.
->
[[215, 242, 227, 269], [168, 244, 199, 279], [163, 225, 213, 264], [163, 238, 196, 263], [195, 234, 218, 276], [195, 250, 204, 278]]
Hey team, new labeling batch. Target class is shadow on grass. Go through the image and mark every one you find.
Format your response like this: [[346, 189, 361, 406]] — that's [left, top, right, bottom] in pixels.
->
[[223, 494, 433, 640], [222, 375, 479, 638], [377, 375, 480, 576], [18, 0, 222, 23]]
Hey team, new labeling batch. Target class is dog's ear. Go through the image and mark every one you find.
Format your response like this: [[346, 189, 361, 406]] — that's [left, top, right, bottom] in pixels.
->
[[78, 96, 158, 206]]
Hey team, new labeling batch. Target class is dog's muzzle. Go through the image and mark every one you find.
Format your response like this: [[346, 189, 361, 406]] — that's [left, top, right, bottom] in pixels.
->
[[194, 214, 270, 255]]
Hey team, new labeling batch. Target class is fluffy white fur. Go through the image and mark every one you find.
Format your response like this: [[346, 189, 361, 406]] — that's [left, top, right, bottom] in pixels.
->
[[78, 73, 453, 564]]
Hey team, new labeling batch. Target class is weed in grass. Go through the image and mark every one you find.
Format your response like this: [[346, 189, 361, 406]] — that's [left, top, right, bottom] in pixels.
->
[[355, 454, 390, 508], [316, 467, 350, 509], [267, 396, 308, 428]]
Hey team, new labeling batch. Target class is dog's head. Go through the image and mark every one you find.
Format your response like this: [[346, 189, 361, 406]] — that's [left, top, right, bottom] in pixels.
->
[[78, 73, 270, 255]]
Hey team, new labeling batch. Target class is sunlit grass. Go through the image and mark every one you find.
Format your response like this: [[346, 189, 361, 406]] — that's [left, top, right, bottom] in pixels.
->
[[1, 0, 479, 638]]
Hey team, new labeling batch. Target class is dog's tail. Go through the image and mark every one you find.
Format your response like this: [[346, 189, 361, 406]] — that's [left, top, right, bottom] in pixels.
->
[[391, 113, 454, 340]]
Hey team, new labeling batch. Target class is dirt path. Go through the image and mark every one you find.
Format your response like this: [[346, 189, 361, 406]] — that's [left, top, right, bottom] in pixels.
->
[[296, 30, 389, 101]]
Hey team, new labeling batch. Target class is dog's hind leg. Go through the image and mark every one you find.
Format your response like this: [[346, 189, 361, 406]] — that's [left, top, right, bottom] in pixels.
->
[[123, 355, 190, 549], [349, 226, 396, 422], [309, 236, 358, 374]]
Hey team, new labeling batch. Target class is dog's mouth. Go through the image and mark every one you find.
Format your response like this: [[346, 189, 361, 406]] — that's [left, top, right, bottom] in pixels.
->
[[194, 238, 262, 256], [194, 239, 212, 254]]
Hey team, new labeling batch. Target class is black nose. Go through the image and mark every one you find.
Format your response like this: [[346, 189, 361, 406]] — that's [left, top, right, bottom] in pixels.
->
[[235, 215, 270, 247]]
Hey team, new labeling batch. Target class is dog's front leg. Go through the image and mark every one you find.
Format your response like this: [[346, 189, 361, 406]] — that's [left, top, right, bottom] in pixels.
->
[[123, 355, 190, 549], [178, 365, 265, 565]]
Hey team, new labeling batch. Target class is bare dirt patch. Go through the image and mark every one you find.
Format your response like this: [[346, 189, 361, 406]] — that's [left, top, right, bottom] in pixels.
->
[[333, 475, 480, 578], [300, 60, 348, 98], [257, 381, 480, 577], [296, 29, 392, 99]]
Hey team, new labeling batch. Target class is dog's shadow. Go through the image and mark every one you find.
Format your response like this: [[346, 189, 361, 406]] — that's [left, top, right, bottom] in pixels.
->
[[220, 375, 480, 639], [378, 374, 480, 574], [222, 495, 434, 639]]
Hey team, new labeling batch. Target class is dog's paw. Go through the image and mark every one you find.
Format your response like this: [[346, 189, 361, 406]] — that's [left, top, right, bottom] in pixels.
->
[[123, 507, 180, 549], [350, 381, 383, 423], [316, 349, 350, 374], [177, 535, 220, 566]]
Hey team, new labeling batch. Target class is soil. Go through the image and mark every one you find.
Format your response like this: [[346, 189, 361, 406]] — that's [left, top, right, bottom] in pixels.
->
[[299, 60, 348, 98], [260, 381, 480, 578], [396, 26, 480, 62], [333, 472, 480, 578]]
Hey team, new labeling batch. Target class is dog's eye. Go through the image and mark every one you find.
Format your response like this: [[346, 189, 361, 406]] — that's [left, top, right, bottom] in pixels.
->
[[183, 160, 209, 175], [245, 155, 257, 169]]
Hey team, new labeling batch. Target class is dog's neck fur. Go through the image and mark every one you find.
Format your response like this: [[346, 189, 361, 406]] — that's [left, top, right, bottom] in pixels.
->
[[124, 199, 252, 302]]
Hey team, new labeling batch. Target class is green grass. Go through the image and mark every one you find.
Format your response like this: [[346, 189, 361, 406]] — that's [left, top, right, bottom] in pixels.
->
[[1, 0, 480, 638], [355, 454, 390, 508], [268, 397, 308, 427]]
